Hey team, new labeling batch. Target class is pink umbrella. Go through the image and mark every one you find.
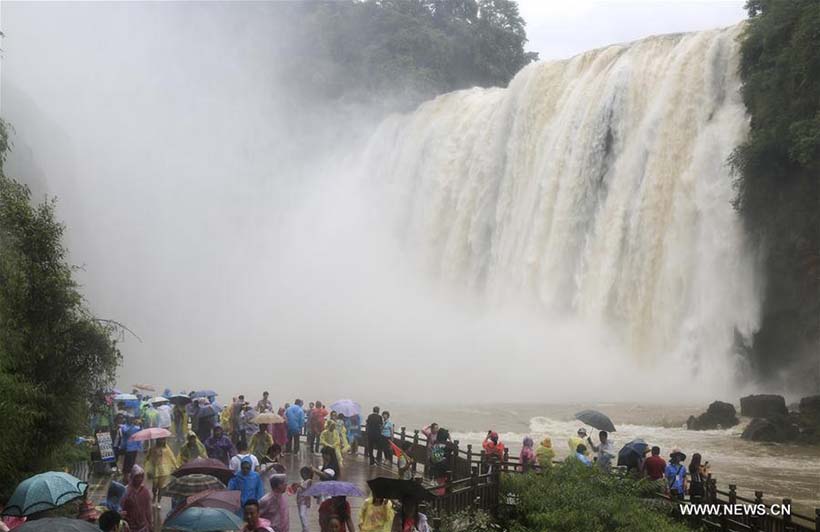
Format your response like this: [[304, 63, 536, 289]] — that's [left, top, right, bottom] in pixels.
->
[[130, 427, 172, 442]]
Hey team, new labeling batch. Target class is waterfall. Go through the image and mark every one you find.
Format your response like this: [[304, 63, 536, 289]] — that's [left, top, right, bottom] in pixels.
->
[[358, 24, 761, 384]]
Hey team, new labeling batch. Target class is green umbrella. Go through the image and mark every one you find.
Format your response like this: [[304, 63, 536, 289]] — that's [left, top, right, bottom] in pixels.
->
[[163, 507, 244, 531], [2, 472, 88, 517], [16, 518, 99, 531]]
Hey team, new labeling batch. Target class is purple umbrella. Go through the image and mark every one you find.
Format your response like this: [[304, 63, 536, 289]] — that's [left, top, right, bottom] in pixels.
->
[[329, 399, 361, 418], [302, 481, 365, 498]]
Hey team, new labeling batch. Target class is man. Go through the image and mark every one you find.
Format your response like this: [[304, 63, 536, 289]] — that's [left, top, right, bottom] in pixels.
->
[[231, 395, 246, 444], [365, 406, 383, 466], [230, 441, 261, 472], [587, 430, 615, 471], [119, 416, 142, 483], [229, 457, 266, 508], [568, 428, 590, 458], [308, 401, 328, 454], [259, 475, 289, 532], [642, 445, 667, 483], [285, 399, 305, 454], [242, 499, 273, 532], [205, 425, 237, 466], [256, 392, 273, 413]]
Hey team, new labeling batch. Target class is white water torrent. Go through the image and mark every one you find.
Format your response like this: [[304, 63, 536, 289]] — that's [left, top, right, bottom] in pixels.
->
[[358, 25, 761, 390]]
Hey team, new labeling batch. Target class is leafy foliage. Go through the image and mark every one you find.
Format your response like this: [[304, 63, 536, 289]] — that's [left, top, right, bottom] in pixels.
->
[[498, 461, 688, 532], [286, 0, 538, 109], [730, 0, 820, 383], [0, 119, 121, 500], [439, 508, 503, 532]]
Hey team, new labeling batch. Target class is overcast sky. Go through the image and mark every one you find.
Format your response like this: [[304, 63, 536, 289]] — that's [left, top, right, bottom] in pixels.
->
[[517, 0, 747, 60]]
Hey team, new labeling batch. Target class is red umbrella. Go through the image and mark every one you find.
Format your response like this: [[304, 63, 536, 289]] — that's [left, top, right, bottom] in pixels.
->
[[172, 458, 234, 484], [165, 490, 241, 521], [130, 427, 172, 442]]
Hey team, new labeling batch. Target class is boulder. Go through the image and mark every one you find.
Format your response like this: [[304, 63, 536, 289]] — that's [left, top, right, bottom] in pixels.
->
[[741, 415, 799, 442], [686, 401, 739, 430], [798, 395, 820, 444], [740, 394, 788, 418]]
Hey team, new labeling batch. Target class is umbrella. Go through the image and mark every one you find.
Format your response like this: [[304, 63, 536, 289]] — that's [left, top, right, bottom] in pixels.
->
[[617, 439, 649, 468], [2, 472, 88, 517], [149, 396, 169, 405], [329, 399, 361, 417], [169, 393, 192, 406], [132, 384, 156, 392], [191, 390, 218, 399], [164, 507, 244, 531], [166, 490, 241, 521], [163, 475, 226, 497], [367, 477, 434, 501], [251, 412, 285, 424], [16, 518, 99, 532], [575, 409, 616, 432], [113, 393, 138, 402], [302, 481, 366, 498], [173, 458, 235, 484], [129, 427, 172, 442]]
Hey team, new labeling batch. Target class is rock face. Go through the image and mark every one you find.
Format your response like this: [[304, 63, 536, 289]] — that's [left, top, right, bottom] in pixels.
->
[[740, 394, 788, 418], [798, 395, 820, 444], [687, 401, 739, 430], [741, 415, 799, 442]]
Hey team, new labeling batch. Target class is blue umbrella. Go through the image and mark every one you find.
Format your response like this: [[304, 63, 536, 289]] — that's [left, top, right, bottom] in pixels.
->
[[191, 390, 218, 399], [329, 399, 361, 417], [302, 481, 366, 498], [617, 439, 649, 468], [163, 507, 244, 531], [2, 472, 88, 516]]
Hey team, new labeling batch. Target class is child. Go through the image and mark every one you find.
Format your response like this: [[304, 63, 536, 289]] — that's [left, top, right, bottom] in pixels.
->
[[293, 466, 314, 532], [519, 436, 536, 472]]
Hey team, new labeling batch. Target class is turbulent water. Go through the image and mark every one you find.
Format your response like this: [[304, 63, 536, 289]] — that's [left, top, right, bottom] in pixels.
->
[[359, 25, 760, 391]]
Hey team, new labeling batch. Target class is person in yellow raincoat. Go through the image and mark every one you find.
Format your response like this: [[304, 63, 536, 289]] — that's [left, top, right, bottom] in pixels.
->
[[320, 420, 348, 466], [249, 424, 273, 463], [220, 401, 233, 436], [171, 404, 189, 447], [358, 497, 394, 532], [144, 438, 178, 505], [179, 431, 207, 464], [536, 437, 555, 468]]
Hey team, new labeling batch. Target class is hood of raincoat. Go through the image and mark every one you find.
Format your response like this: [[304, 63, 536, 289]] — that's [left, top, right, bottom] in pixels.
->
[[523, 436, 534, 448]]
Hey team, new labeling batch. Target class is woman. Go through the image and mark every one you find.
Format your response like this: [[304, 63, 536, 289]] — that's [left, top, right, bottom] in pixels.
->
[[688, 453, 709, 504], [379, 412, 394, 465], [250, 423, 274, 462], [272, 409, 289, 447], [665, 448, 688, 500], [121, 465, 153, 532], [171, 404, 188, 447], [336, 414, 351, 455], [429, 429, 452, 496], [359, 497, 394, 532], [143, 438, 178, 505], [346, 414, 361, 455], [319, 496, 356, 532], [390, 497, 430, 532], [313, 446, 341, 482], [179, 431, 208, 463], [519, 436, 536, 472], [228, 456, 266, 508], [535, 437, 555, 469], [320, 420, 346, 466], [205, 425, 237, 466]]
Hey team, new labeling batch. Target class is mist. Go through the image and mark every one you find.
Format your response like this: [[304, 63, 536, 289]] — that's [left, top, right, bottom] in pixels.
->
[[1, 2, 759, 405]]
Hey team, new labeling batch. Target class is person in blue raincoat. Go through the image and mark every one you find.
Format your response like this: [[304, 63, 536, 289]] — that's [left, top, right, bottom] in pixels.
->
[[228, 456, 265, 509], [285, 399, 306, 453]]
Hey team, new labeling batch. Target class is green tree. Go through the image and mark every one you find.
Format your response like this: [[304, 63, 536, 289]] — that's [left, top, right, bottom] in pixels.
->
[[0, 119, 122, 499], [731, 0, 820, 383]]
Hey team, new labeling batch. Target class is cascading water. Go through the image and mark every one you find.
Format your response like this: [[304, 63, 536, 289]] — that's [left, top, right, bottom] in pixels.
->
[[359, 24, 760, 388]]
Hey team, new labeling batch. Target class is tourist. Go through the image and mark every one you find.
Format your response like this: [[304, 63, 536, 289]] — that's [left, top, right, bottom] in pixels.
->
[[155, 401, 172, 432], [286, 399, 306, 454], [179, 431, 207, 463], [390, 497, 430, 532], [586, 430, 615, 471], [231, 441, 261, 472], [229, 456, 266, 508], [308, 401, 329, 454], [257, 392, 273, 413], [232, 395, 247, 444], [321, 420, 346, 466], [143, 438, 178, 506], [319, 496, 356, 532], [119, 416, 142, 484], [396, 441, 415, 480], [242, 499, 273, 532], [313, 446, 341, 482], [642, 446, 667, 484], [104, 481, 126, 512], [665, 448, 688, 500], [196, 399, 218, 443], [325, 517, 343, 532], [379, 411, 395, 465], [346, 414, 361, 455], [574, 444, 592, 465], [430, 428, 453, 495], [366, 407, 383, 466], [250, 424, 274, 463], [335, 414, 351, 458], [688, 452, 709, 504], [535, 437, 555, 469], [171, 403, 188, 447], [260, 475, 290, 532], [205, 425, 237, 466], [295, 466, 315, 532], [519, 436, 536, 472], [98, 510, 128, 532], [421, 423, 439, 479], [358, 497, 394, 532], [121, 465, 152, 532], [273, 408, 289, 448], [263, 443, 283, 467], [568, 428, 589, 458], [482, 430, 505, 472], [240, 403, 260, 446]]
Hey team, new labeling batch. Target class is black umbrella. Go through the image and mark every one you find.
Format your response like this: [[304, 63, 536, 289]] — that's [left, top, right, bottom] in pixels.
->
[[169, 394, 192, 406], [367, 478, 434, 502], [574, 409, 616, 432], [617, 439, 648, 468]]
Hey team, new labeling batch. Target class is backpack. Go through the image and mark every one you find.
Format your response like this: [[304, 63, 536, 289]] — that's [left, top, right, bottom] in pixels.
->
[[431, 444, 446, 464]]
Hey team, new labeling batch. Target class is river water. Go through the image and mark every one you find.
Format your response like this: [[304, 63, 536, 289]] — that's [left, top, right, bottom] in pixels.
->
[[379, 401, 820, 514]]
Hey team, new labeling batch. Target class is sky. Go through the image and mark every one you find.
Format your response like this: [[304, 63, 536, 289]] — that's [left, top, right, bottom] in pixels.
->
[[518, 0, 747, 60], [0, 1, 753, 404]]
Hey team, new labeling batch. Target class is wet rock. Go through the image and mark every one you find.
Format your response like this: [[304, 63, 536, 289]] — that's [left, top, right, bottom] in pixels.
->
[[741, 415, 799, 442], [740, 394, 788, 418], [798, 395, 820, 444], [686, 401, 739, 430]]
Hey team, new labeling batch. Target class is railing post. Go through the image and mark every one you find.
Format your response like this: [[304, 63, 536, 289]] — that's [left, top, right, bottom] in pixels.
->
[[400, 426, 406, 443], [466, 444, 473, 470], [451, 440, 460, 479], [782, 498, 792, 531], [413, 430, 420, 476], [480, 450, 486, 475], [708, 476, 718, 504], [503, 447, 509, 472], [729, 484, 737, 505], [471, 467, 479, 509], [814, 508, 819, 532], [751, 490, 764, 531]]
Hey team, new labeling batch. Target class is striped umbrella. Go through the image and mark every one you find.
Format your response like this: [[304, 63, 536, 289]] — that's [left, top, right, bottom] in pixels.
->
[[163, 474, 225, 497]]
